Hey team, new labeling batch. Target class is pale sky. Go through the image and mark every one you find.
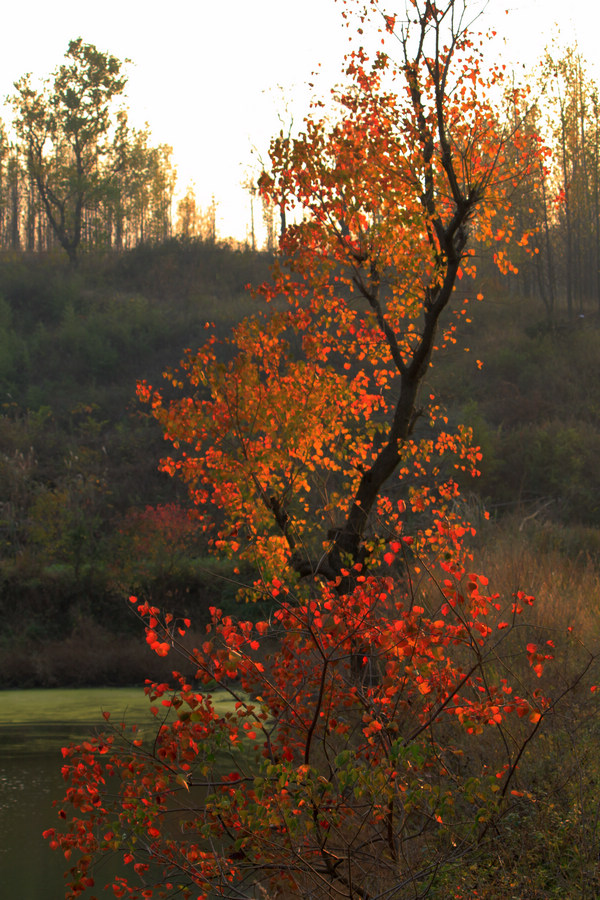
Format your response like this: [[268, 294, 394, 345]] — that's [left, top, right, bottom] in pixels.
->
[[2, 0, 598, 243]]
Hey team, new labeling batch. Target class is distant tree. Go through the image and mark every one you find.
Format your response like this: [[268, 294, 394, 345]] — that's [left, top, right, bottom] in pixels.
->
[[261, 191, 276, 251], [175, 183, 201, 239], [203, 194, 218, 243], [11, 38, 128, 264], [6, 149, 23, 250], [497, 89, 556, 320], [242, 176, 257, 250], [175, 186, 218, 242], [0, 123, 9, 240], [534, 47, 600, 317], [110, 120, 175, 247], [143, 143, 176, 243]]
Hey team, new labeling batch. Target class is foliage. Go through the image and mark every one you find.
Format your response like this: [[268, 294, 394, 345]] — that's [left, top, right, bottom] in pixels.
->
[[429, 303, 600, 525], [140, 3, 535, 587], [38, 4, 600, 899], [0, 242, 276, 683], [46, 567, 570, 900]]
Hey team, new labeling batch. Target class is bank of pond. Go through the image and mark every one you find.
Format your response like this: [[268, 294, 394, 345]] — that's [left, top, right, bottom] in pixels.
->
[[0, 686, 203, 899]]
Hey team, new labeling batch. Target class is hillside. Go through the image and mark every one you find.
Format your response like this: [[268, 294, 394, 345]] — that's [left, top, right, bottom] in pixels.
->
[[1, 240, 599, 685]]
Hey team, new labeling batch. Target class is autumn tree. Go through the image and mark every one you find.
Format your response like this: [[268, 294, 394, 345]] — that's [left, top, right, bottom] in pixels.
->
[[44, 4, 596, 899], [150, 3, 534, 587]]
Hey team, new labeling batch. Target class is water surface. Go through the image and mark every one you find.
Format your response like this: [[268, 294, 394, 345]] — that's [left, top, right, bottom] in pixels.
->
[[0, 687, 168, 899]]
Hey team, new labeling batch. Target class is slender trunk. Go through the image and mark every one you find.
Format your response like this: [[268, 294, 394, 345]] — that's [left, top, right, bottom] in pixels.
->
[[560, 106, 574, 319]]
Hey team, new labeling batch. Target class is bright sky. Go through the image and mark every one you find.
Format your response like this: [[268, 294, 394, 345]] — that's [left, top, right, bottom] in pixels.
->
[[1, 0, 598, 243]]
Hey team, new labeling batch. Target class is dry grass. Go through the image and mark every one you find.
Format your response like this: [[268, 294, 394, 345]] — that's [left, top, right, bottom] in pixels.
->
[[471, 516, 600, 644]]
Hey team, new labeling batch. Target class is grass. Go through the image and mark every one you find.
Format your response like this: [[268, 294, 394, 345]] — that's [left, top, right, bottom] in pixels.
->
[[471, 515, 600, 642], [0, 686, 163, 726], [0, 685, 238, 755]]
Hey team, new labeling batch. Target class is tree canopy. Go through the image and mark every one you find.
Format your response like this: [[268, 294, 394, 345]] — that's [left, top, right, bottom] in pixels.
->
[[141, 0, 535, 586]]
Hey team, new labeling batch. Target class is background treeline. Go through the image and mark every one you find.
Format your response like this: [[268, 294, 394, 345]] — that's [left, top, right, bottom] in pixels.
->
[[0, 118, 177, 253], [0, 38, 223, 265], [509, 47, 600, 323], [2, 36, 600, 307]]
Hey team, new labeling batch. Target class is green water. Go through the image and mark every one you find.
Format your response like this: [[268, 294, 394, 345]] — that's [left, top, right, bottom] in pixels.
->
[[0, 687, 189, 899]]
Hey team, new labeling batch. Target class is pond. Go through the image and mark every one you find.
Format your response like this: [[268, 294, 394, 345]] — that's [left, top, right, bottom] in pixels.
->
[[0, 687, 171, 900]]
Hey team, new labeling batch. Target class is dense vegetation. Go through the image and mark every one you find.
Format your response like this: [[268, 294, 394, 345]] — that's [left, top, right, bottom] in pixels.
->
[[1, 236, 599, 692], [0, 241, 272, 685]]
